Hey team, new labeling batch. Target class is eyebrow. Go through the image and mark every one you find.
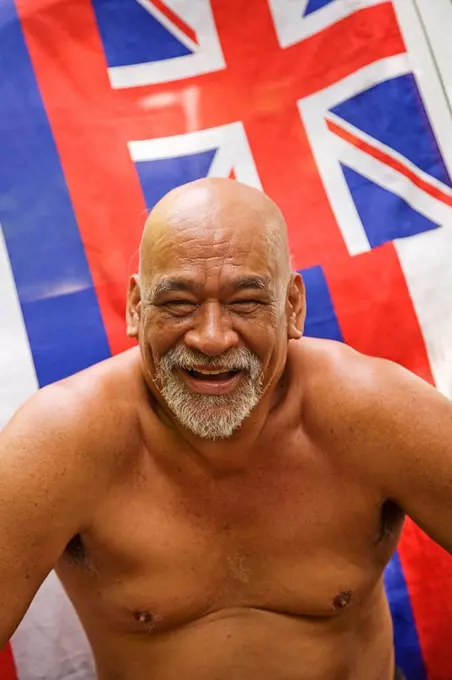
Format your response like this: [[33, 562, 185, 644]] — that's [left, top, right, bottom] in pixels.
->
[[147, 275, 273, 301]]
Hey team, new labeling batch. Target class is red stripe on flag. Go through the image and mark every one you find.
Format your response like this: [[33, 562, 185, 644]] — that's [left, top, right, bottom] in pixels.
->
[[324, 242, 434, 381], [327, 118, 452, 207], [149, 0, 198, 46], [246, 109, 348, 270], [398, 519, 452, 680], [0, 643, 18, 680], [17, 0, 147, 356]]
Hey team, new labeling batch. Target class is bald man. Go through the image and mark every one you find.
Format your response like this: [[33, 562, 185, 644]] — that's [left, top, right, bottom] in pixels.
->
[[3, 178, 452, 680]]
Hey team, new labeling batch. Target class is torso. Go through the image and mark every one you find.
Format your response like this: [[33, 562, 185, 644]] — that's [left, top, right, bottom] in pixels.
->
[[55, 342, 404, 680]]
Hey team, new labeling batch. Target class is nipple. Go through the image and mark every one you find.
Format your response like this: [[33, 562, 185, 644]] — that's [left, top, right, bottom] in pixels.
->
[[333, 590, 352, 610], [133, 609, 156, 629]]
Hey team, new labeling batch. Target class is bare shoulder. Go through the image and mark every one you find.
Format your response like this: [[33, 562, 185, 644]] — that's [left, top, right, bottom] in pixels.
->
[[292, 336, 431, 414], [1, 347, 145, 485], [54, 345, 145, 442], [292, 337, 452, 494], [289, 336, 378, 405]]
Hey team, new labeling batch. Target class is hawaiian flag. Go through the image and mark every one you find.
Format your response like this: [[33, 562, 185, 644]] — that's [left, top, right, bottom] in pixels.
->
[[1, 1, 452, 678]]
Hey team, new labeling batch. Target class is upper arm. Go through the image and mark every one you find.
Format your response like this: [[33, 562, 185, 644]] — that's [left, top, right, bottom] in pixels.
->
[[327, 350, 452, 554], [0, 386, 105, 645]]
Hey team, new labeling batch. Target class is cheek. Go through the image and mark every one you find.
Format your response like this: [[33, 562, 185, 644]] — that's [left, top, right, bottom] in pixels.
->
[[238, 314, 281, 358], [260, 311, 289, 361], [142, 312, 187, 357]]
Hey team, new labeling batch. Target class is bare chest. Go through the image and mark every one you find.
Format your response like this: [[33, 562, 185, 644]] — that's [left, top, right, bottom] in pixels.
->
[[57, 445, 403, 635]]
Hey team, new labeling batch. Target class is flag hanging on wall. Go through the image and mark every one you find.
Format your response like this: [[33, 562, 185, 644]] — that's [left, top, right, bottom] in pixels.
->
[[1, 1, 452, 679]]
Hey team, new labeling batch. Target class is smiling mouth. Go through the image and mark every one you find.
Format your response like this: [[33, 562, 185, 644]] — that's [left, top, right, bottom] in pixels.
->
[[182, 368, 241, 381], [176, 366, 246, 396]]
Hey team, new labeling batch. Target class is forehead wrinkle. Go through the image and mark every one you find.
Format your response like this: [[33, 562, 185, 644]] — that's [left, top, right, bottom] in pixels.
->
[[141, 241, 282, 306], [158, 232, 270, 274], [145, 221, 235, 270]]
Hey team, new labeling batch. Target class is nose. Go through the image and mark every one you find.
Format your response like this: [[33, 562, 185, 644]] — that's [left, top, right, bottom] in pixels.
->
[[184, 302, 239, 356]]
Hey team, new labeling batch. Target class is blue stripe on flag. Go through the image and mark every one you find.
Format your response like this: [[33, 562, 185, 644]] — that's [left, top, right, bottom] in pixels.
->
[[92, 0, 192, 68], [341, 165, 439, 248], [0, 1, 110, 386], [135, 150, 216, 210], [300, 266, 343, 342], [385, 552, 427, 680]]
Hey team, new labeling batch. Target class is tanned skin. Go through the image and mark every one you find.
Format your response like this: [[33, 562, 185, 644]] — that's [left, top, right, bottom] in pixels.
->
[[1, 179, 451, 680]]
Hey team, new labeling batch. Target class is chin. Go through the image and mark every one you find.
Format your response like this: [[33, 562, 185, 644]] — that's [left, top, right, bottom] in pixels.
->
[[168, 398, 256, 441]]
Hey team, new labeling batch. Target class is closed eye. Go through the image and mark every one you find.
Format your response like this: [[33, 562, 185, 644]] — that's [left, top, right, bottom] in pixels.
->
[[164, 300, 196, 306], [230, 300, 263, 313], [162, 300, 197, 315], [232, 300, 262, 305]]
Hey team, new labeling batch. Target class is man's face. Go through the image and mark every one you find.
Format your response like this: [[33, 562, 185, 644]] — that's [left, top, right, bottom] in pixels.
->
[[133, 210, 294, 440]]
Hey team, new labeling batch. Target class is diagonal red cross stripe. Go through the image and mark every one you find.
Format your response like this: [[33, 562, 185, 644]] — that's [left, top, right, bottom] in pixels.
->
[[327, 118, 452, 208], [149, 1, 199, 45]]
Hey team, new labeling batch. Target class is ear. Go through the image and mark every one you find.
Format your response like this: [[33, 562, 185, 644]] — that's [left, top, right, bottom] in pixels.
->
[[126, 275, 142, 338], [286, 273, 306, 340]]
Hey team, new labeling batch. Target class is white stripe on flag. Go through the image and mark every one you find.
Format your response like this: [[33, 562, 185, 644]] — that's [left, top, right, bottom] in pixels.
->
[[414, 0, 452, 112], [11, 572, 95, 680], [0, 223, 38, 429], [396, 225, 452, 398]]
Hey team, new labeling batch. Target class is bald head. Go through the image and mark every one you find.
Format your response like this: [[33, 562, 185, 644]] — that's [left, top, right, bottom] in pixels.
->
[[139, 178, 291, 291]]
